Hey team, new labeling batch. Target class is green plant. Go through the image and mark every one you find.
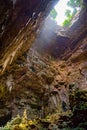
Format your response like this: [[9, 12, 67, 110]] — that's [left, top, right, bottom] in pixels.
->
[[63, 0, 83, 27], [50, 9, 57, 19]]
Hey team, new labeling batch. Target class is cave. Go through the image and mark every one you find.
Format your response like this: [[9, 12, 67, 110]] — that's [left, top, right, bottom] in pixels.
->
[[0, 0, 87, 130]]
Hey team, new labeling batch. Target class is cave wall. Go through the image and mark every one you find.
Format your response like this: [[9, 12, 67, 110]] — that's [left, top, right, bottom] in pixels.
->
[[0, 47, 71, 126], [0, 0, 87, 128], [0, 0, 58, 75]]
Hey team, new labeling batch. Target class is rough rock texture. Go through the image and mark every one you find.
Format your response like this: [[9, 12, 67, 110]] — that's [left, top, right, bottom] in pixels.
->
[[0, 0, 87, 129], [0, 0, 58, 75], [1, 48, 69, 119], [0, 47, 87, 129]]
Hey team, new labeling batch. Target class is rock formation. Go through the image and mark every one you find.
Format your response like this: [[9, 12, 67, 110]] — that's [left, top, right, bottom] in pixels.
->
[[0, 0, 87, 129]]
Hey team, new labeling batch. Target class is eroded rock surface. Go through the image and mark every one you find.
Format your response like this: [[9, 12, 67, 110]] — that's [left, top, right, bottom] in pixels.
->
[[0, 0, 87, 129]]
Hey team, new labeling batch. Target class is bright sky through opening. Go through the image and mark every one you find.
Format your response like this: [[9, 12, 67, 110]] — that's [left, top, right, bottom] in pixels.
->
[[54, 0, 73, 25]]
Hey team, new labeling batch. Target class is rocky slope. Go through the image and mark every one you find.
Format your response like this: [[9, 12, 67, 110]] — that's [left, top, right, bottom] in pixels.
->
[[0, 47, 87, 129]]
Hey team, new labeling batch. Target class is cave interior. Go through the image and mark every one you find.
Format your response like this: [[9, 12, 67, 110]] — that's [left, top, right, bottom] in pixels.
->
[[0, 0, 87, 130]]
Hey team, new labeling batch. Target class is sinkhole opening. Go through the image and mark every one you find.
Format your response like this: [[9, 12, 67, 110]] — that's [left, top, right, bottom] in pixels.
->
[[50, 0, 83, 27]]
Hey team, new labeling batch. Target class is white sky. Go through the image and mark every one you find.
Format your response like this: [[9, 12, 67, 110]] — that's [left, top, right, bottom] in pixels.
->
[[54, 0, 73, 25]]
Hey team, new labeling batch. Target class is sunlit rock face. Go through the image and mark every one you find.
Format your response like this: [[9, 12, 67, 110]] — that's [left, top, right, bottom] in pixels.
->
[[1, 48, 69, 119], [0, 0, 58, 75], [0, 0, 59, 126]]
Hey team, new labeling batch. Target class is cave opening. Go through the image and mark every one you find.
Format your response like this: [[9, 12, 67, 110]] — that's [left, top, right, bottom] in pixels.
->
[[33, 0, 83, 58], [50, 0, 82, 27]]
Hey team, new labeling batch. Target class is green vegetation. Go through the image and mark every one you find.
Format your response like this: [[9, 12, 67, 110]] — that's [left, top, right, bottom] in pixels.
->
[[50, 9, 57, 19], [67, 0, 82, 8], [63, 0, 83, 27], [0, 109, 59, 130], [63, 9, 74, 27]]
